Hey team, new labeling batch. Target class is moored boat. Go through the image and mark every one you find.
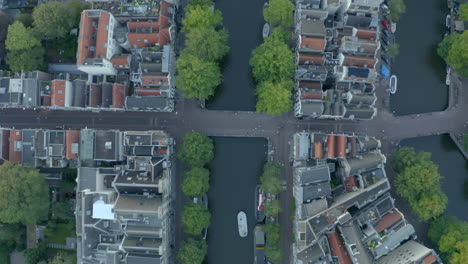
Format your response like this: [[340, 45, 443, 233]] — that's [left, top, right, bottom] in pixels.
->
[[389, 75, 397, 94], [262, 23, 270, 39], [446, 14, 451, 28], [238, 211, 248, 238], [255, 185, 266, 223], [391, 22, 397, 34]]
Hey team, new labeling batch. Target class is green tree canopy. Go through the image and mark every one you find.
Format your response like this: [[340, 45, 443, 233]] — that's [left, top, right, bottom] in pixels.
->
[[393, 149, 447, 221], [24, 245, 47, 264], [6, 21, 40, 51], [7, 45, 45, 72], [0, 162, 50, 224], [428, 216, 468, 263], [262, 222, 281, 245], [269, 27, 291, 44], [178, 132, 215, 167], [388, 0, 406, 22], [15, 13, 33, 27], [260, 162, 283, 195], [182, 203, 211, 235], [175, 53, 222, 100], [177, 238, 207, 264], [182, 4, 223, 33], [387, 43, 400, 57], [265, 243, 283, 263], [256, 80, 293, 115], [263, 0, 294, 28], [188, 0, 213, 6], [182, 167, 210, 197], [438, 32, 468, 77], [460, 3, 468, 21], [48, 251, 77, 264], [51, 201, 72, 221], [250, 35, 295, 82], [185, 27, 229, 62], [32, 1, 86, 38], [264, 199, 282, 217]]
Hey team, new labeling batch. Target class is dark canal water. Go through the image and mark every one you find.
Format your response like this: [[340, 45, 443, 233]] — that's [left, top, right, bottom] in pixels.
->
[[400, 135, 468, 221], [390, 0, 448, 115], [206, 0, 264, 111], [207, 137, 267, 264]]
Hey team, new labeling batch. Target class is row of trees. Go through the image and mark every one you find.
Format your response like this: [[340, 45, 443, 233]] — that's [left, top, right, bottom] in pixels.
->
[[5, 1, 86, 71], [175, 0, 229, 100], [428, 216, 468, 264], [251, 0, 295, 115], [438, 31, 468, 77], [388, 0, 406, 22], [260, 162, 284, 263], [391, 147, 447, 221], [177, 131, 214, 264]]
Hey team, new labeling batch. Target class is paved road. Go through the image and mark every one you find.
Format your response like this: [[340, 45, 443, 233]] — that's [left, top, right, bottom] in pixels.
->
[[0, 78, 466, 264]]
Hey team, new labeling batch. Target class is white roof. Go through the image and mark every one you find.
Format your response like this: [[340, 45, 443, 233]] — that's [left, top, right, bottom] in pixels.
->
[[92, 200, 115, 220]]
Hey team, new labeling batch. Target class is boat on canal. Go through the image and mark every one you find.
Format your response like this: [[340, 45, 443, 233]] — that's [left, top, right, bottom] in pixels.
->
[[255, 185, 266, 223], [262, 23, 270, 39], [389, 75, 397, 94], [238, 211, 248, 237], [446, 14, 451, 28]]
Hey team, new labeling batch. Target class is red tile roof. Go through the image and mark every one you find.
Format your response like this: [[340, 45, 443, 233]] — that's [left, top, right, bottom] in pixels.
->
[[112, 84, 126, 108], [95, 11, 110, 59], [136, 88, 162, 96], [51, 80, 66, 107], [314, 142, 323, 159], [141, 75, 168, 87], [127, 17, 171, 48], [336, 136, 346, 158], [300, 37, 326, 51], [422, 253, 438, 264], [342, 37, 379, 55], [299, 53, 325, 65], [77, 11, 98, 65], [160, 0, 174, 18], [112, 55, 130, 69], [344, 176, 357, 192], [42, 95, 51, 106], [349, 136, 357, 157], [65, 131, 80, 159], [9, 130, 22, 164], [301, 90, 322, 100], [375, 210, 403, 233], [299, 81, 322, 90], [128, 33, 159, 48], [327, 232, 352, 264], [356, 28, 377, 40], [128, 21, 159, 32], [326, 135, 336, 158], [342, 54, 376, 68], [89, 84, 102, 107]]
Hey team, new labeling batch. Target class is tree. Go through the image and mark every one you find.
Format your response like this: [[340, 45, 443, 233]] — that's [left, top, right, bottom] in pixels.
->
[[32, 1, 86, 39], [0, 162, 50, 224], [178, 132, 215, 167], [185, 27, 229, 62], [175, 53, 222, 100], [256, 80, 293, 115], [262, 222, 281, 245], [438, 33, 459, 60], [51, 201, 72, 221], [265, 243, 283, 263], [390, 147, 431, 173], [387, 43, 400, 57], [268, 27, 290, 44], [263, 0, 294, 28], [7, 45, 45, 72], [441, 31, 468, 77], [460, 3, 468, 21], [48, 251, 76, 264], [394, 162, 441, 200], [182, 5, 223, 33], [24, 245, 47, 264], [264, 199, 282, 216], [188, 0, 213, 6], [182, 167, 210, 197], [408, 191, 447, 221], [388, 0, 406, 22], [177, 238, 207, 264], [448, 241, 468, 264], [250, 35, 295, 82], [15, 13, 33, 27], [428, 216, 468, 263], [182, 203, 210, 235], [260, 162, 283, 195], [5, 21, 40, 51]]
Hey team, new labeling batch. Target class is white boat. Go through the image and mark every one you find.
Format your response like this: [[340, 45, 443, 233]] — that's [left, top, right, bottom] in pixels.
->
[[238, 211, 248, 238], [391, 22, 397, 34], [446, 66, 451, 85], [389, 75, 397, 94], [262, 23, 270, 39], [446, 14, 451, 28]]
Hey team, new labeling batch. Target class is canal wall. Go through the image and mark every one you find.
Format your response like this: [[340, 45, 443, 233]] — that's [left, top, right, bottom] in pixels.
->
[[449, 133, 468, 160]]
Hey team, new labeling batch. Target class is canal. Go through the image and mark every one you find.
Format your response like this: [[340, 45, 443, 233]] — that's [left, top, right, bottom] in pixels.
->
[[207, 137, 267, 264], [400, 135, 468, 221], [206, 0, 264, 111], [390, 0, 448, 115]]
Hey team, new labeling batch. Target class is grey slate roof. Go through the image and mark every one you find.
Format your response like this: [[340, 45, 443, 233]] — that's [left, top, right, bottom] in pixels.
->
[[125, 96, 173, 112], [301, 101, 324, 117], [295, 166, 331, 185], [374, 224, 415, 258], [344, 106, 376, 120], [296, 181, 332, 202]]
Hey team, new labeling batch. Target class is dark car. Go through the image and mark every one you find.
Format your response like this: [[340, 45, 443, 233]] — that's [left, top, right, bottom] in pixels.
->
[[381, 42, 388, 52], [381, 34, 389, 45], [381, 54, 391, 65], [382, 29, 391, 37]]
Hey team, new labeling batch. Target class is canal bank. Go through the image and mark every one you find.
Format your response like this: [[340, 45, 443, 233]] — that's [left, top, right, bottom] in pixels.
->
[[390, 0, 448, 115], [207, 137, 267, 264], [206, 0, 264, 111]]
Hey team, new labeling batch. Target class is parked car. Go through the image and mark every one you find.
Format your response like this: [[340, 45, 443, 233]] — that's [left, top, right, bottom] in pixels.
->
[[381, 54, 391, 65], [381, 42, 388, 52], [381, 34, 389, 45], [381, 20, 391, 30], [382, 29, 391, 37]]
